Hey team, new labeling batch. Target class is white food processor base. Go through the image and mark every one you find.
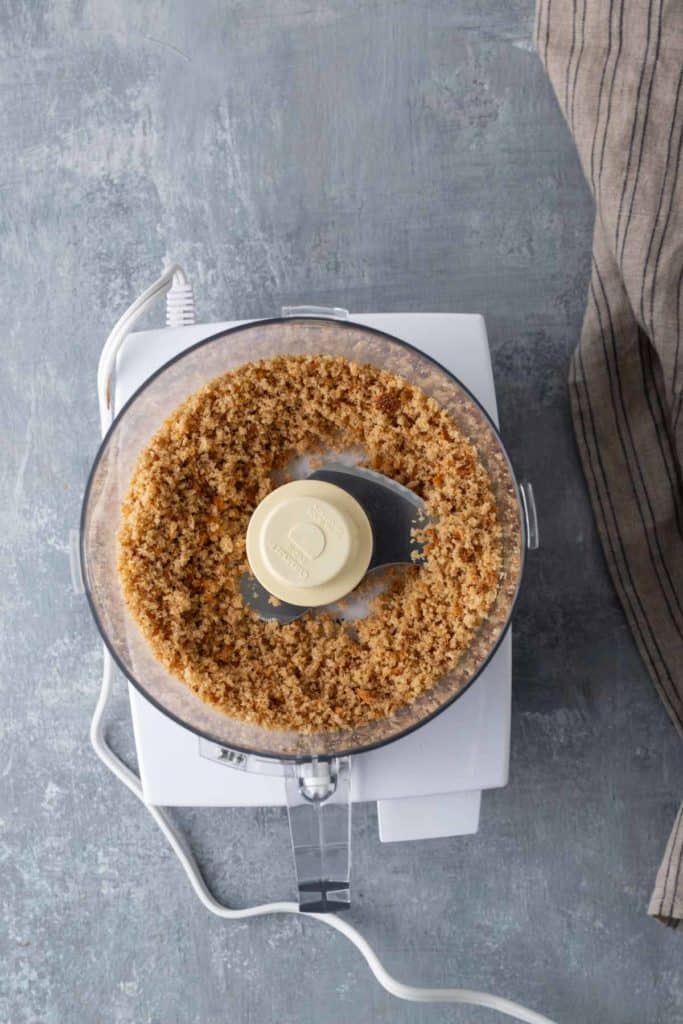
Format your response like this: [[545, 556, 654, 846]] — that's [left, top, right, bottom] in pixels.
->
[[116, 312, 512, 841]]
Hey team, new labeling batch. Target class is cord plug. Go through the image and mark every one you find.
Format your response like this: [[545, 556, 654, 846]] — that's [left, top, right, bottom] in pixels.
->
[[165, 270, 196, 328]]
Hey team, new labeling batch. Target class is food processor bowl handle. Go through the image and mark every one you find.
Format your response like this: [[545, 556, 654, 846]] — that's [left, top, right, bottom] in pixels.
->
[[281, 304, 349, 320], [285, 756, 352, 913], [520, 481, 539, 550]]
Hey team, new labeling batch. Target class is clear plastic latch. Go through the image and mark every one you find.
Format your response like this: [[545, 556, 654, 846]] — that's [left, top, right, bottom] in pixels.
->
[[520, 481, 539, 550], [281, 305, 349, 320], [286, 756, 351, 913], [69, 529, 85, 594]]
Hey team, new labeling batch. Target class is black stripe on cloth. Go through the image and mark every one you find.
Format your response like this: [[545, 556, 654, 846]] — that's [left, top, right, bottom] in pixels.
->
[[659, 804, 683, 918], [573, 0, 589, 131], [647, 75, 683, 339], [569, 0, 586, 131], [639, 68, 683, 333], [638, 332, 683, 541], [576, 383, 683, 733], [589, 0, 615, 192], [571, 361, 659, 678], [673, 266, 683, 433], [564, 0, 578, 114], [618, 0, 664, 266], [615, 0, 656, 252], [543, 0, 552, 68], [572, 347, 683, 731], [592, 263, 683, 630], [597, 0, 624, 185]]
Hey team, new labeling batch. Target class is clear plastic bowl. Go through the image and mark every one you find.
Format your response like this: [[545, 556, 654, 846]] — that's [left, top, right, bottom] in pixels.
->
[[81, 317, 525, 760]]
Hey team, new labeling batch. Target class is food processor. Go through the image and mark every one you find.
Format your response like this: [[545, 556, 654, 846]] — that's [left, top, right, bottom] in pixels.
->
[[82, 306, 530, 903], [74, 265, 551, 1023]]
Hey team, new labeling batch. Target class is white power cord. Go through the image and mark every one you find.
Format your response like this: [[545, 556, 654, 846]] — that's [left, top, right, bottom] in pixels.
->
[[90, 267, 558, 1024], [97, 263, 194, 433]]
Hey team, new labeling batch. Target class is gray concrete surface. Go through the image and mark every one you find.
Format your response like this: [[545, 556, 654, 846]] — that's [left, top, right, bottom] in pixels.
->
[[2, 2, 682, 1022]]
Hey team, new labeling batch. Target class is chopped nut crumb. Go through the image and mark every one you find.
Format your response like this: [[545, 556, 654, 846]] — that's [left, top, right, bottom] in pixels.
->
[[118, 354, 502, 734], [375, 388, 402, 417]]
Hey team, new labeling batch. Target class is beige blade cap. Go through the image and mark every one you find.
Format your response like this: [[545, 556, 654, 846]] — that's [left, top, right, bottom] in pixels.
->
[[246, 480, 374, 607]]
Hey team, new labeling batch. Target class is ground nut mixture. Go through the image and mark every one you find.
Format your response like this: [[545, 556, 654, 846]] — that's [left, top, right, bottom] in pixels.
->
[[118, 354, 502, 733]]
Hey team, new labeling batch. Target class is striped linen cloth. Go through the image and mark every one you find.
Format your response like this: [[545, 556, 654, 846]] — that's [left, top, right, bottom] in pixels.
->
[[535, 0, 683, 928]]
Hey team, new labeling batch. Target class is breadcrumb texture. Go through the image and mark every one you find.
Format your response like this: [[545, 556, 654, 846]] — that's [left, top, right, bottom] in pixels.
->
[[118, 354, 503, 733]]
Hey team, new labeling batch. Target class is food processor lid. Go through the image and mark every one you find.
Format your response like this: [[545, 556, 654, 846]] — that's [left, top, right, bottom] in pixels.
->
[[81, 315, 526, 761]]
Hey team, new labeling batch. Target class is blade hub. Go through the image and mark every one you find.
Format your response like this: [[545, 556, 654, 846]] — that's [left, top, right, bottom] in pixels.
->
[[245, 480, 373, 607], [241, 464, 428, 623]]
